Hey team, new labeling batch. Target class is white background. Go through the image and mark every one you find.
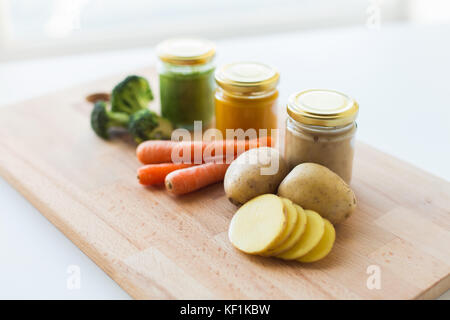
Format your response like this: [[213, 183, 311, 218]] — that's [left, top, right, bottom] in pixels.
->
[[2, 0, 450, 61], [0, 1, 449, 300]]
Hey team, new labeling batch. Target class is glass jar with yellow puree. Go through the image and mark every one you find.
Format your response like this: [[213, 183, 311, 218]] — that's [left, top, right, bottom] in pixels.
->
[[285, 89, 359, 184], [215, 62, 279, 137]]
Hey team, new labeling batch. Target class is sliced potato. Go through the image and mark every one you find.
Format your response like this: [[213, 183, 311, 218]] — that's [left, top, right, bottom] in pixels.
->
[[261, 198, 298, 256], [271, 204, 307, 256], [228, 194, 286, 254], [297, 219, 335, 263], [277, 210, 325, 260]]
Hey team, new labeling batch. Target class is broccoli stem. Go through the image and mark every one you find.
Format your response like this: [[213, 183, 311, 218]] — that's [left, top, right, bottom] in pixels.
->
[[107, 111, 130, 128]]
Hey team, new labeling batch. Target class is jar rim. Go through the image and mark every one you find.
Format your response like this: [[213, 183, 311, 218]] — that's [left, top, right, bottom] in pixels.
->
[[215, 62, 279, 95], [287, 89, 358, 127], [157, 38, 215, 66]]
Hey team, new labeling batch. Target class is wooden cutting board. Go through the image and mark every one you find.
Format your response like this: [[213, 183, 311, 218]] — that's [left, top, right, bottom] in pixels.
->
[[0, 67, 449, 300]]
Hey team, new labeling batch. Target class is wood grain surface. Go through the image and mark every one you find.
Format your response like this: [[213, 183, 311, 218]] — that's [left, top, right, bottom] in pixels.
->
[[0, 67, 448, 299]]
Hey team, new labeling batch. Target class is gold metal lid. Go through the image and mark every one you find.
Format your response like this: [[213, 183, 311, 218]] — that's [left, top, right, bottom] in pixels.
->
[[215, 62, 279, 95], [156, 38, 215, 65], [287, 89, 359, 127]]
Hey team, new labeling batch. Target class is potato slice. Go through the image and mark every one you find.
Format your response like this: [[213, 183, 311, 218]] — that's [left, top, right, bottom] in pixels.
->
[[297, 219, 335, 263], [277, 210, 325, 260], [261, 198, 298, 256], [228, 194, 286, 254], [271, 204, 307, 256]]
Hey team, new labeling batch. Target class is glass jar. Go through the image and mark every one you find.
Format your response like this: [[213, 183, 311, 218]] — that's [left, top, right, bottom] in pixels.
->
[[285, 89, 359, 184], [214, 62, 279, 138], [156, 38, 216, 130]]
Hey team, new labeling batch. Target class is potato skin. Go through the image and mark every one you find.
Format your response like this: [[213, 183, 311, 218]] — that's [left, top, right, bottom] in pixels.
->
[[224, 147, 288, 206], [277, 163, 356, 224]]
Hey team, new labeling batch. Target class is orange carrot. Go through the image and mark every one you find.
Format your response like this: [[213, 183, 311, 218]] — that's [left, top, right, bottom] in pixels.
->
[[204, 136, 272, 162], [165, 163, 230, 195], [137, 163, 197, 186], [137, 137, 272, 164], [136, 140, 205, 165]]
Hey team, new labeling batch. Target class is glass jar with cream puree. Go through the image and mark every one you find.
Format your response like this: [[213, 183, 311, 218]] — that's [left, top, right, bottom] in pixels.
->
[[215, 62, 279, 138], [285, 89, 359, 184]]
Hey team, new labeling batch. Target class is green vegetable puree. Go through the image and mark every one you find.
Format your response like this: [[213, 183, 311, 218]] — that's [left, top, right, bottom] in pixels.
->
[[160, 67, 215, 130]]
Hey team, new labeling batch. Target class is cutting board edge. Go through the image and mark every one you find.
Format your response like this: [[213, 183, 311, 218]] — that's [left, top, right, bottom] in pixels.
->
[[0, 158, 151, 300], [414, 272, 450, 300]]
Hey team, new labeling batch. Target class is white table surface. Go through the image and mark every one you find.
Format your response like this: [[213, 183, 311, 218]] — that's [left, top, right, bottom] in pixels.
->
[[0, 22, 449, 300]]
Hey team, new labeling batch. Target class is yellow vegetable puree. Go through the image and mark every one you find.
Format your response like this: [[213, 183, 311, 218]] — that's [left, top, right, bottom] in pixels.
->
[[215, 62, 279, 137]]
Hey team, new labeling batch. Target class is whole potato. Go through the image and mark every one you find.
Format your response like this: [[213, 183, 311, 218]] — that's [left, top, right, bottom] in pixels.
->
[[278, 163, 356, 224], [224, 147, 288, 206]]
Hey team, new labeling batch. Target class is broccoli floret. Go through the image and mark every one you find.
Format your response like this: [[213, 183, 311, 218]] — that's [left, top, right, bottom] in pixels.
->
[[111, 75, 154, 115], [90, 100, 130, 139], [128, 109, 173, 144]]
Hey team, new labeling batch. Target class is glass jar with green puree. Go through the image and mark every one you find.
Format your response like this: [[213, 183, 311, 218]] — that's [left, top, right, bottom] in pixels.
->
[[156, 38, 216, 130]]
